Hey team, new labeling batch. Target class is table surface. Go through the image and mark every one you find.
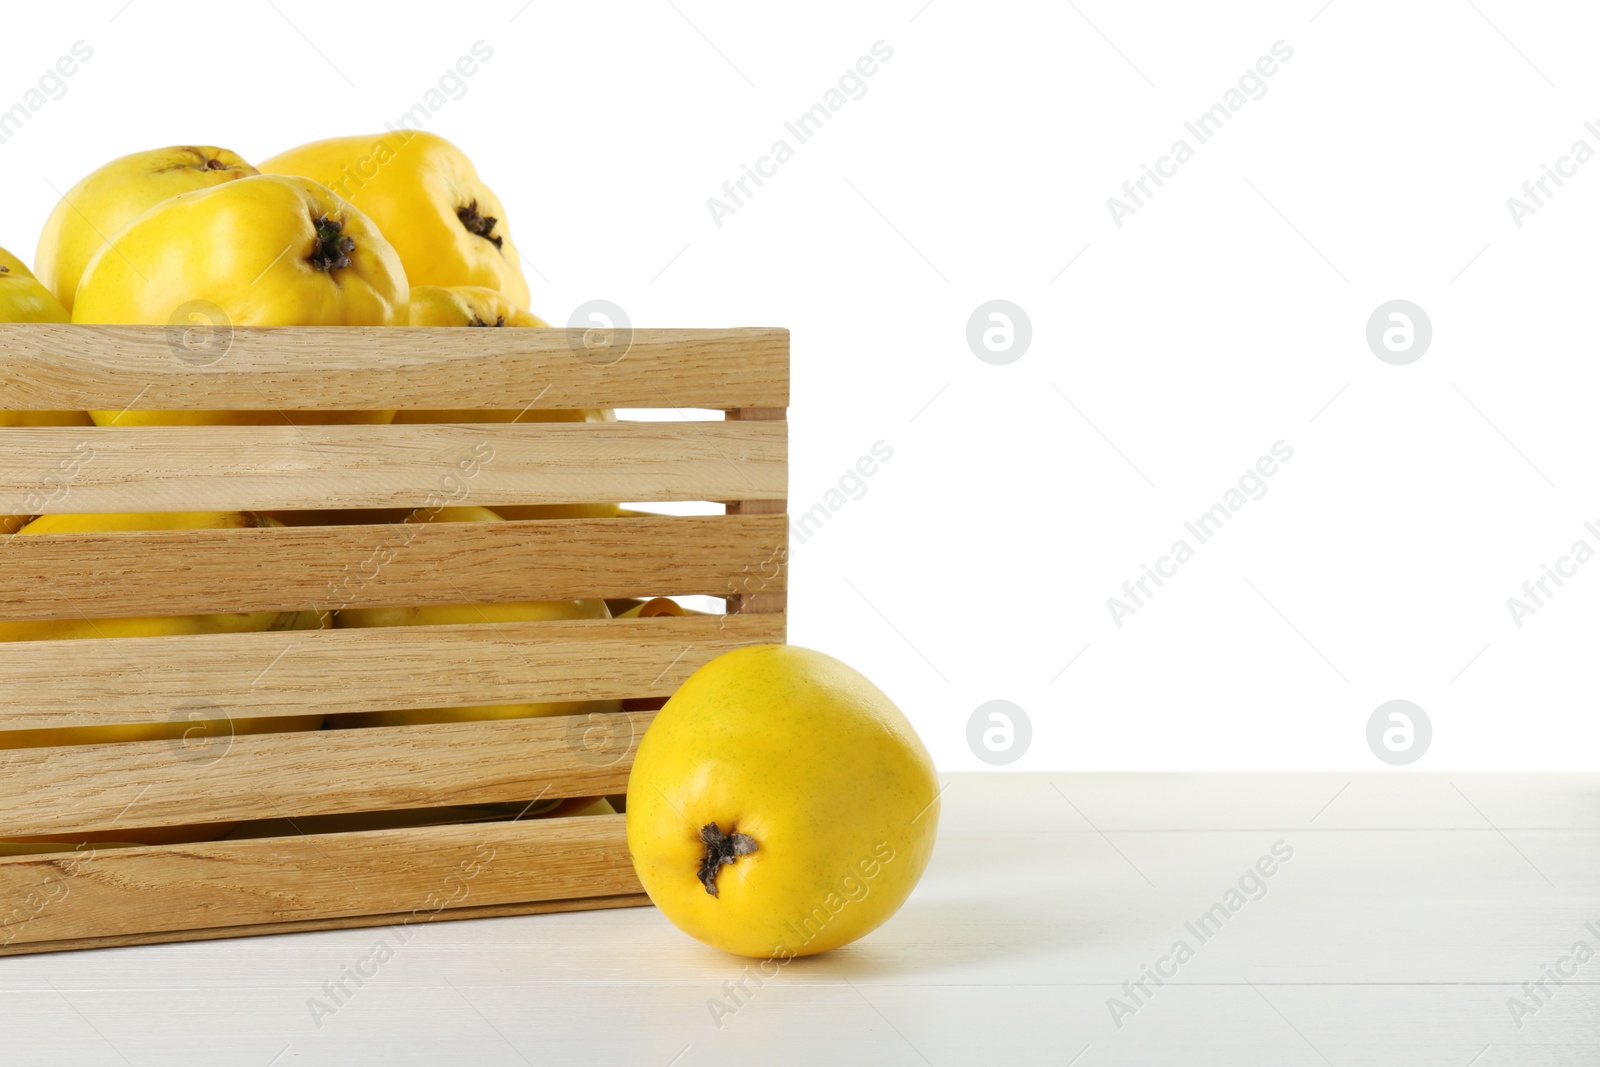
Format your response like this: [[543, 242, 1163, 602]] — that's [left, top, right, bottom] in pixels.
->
[[2, 773, 1596, 1066]]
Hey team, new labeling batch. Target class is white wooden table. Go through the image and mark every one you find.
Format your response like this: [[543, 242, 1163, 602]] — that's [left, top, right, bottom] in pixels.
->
[[2, 774, 1595, 1065]]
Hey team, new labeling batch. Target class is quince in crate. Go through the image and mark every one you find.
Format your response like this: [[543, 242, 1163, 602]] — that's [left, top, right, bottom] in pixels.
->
[[34, 145, 257, 313], [71, 173, 407, 426], [261, 131, 529, 305], [0, 245, 72, 326]]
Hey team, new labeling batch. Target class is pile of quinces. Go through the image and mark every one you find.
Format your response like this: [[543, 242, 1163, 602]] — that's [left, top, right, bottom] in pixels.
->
[[0, 135, 649, 845]]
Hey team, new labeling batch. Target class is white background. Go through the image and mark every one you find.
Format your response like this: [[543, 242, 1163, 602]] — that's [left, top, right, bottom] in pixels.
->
[[1, 1, 1595, 772]]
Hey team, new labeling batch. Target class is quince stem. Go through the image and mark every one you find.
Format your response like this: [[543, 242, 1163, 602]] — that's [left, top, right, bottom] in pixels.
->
[[308, 216, 355, 273], [697, 822, 758, 897]]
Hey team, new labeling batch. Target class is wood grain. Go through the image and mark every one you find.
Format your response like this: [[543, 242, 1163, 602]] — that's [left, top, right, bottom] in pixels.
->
[[0, 710, 656, 838], [724, 408, 789, 617], [0, 325, 789, 410], [0, 893, 652, 957], [0, 814, 641, 947], [0, 421, 786, 513], [0, 515, 787, 620], [0, 613, 783, 731]]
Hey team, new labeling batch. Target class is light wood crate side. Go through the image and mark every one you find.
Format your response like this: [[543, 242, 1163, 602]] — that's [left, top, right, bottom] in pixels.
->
[[0, 514, 787, 621], [0, 420, 785, 514], [0, 710, 657, 838], [0, 325, 789, 948], [0, 612, 783, 731], [0, 815, 640, 948], [0, 325, 789, 410], [0, 894, 653, 957], [725, 407, 788, 618]]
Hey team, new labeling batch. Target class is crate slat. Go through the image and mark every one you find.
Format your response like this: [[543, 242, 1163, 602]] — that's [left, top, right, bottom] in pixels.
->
[[0, 710, 655, 838], [0, 815, 640, 948], [0, 894, 654, 957], [0, 325, 788, 410], [0, 514, 786, 620], [0, 421, 785, 514], [0, 613, 784, 730]]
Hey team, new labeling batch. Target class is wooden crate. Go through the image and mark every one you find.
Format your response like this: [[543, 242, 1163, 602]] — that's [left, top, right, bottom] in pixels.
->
[[0, 324, 788, 955]]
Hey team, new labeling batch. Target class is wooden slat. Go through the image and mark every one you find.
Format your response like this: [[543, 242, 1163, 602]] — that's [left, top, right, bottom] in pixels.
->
[[0, 815, 640, 947], [0, 421, 785, 513], [0, 710, 656, 837], [0, 893, 652, 957], [0, 613, 780, 729], [0, 515, 787, 620], [725, 407, 789, 617], [0, 325, 789, 410]]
